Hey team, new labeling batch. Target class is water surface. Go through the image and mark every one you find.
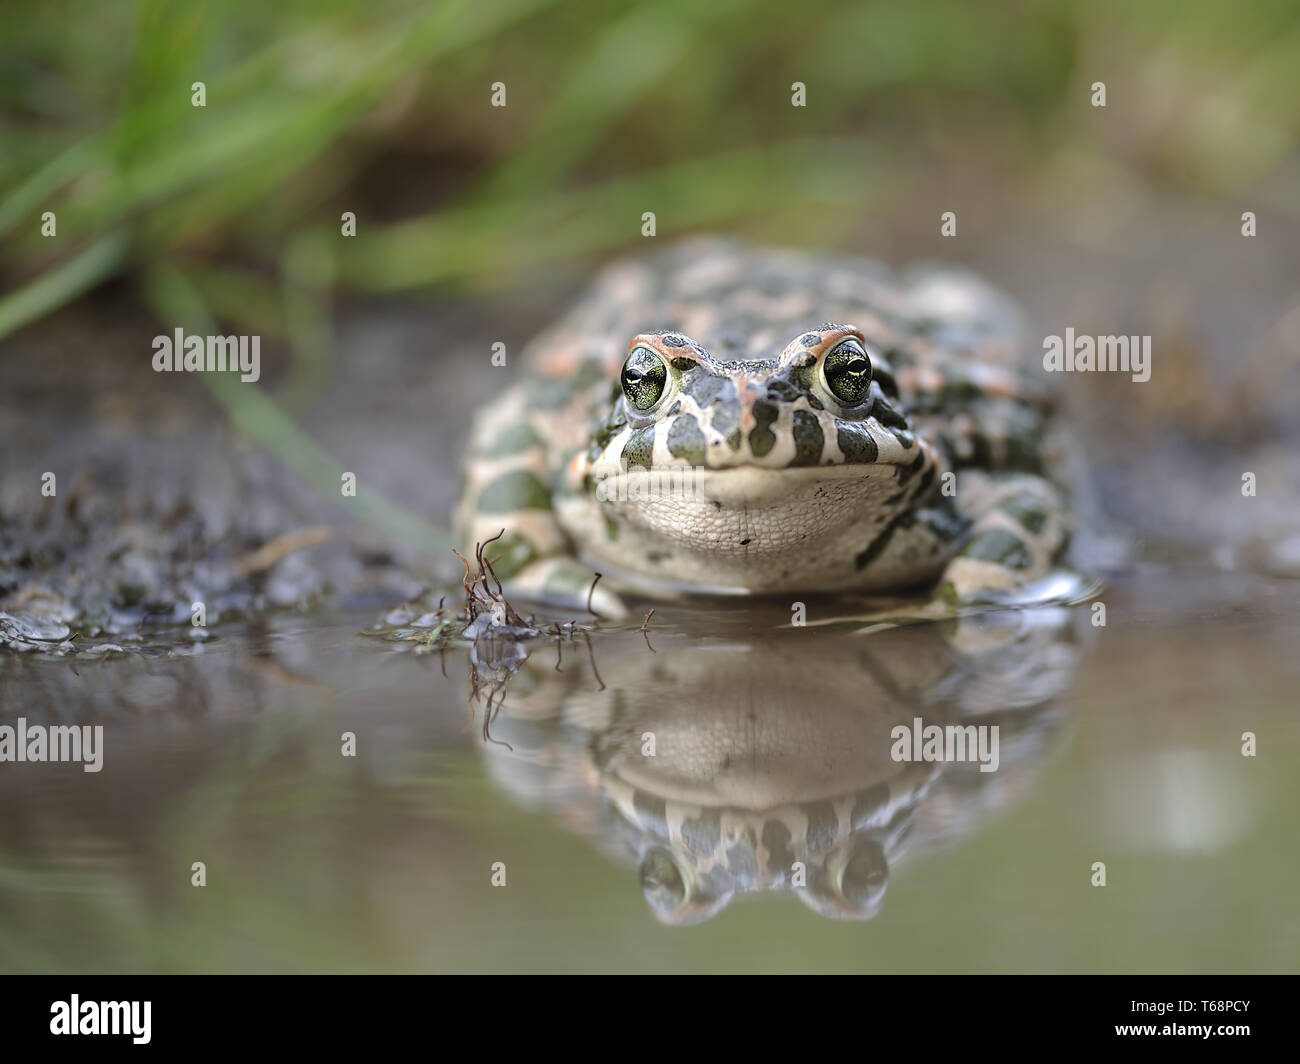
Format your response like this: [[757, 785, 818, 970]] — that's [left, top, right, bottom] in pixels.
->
[[2, 565, 1295, 973]]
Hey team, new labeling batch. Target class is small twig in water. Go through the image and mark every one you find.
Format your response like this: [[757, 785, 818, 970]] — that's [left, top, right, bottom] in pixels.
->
[[452, 548, 477, 602], [233, 525, 332, 576], [479, 529, 507, 598], [581, 629, 606, 691]]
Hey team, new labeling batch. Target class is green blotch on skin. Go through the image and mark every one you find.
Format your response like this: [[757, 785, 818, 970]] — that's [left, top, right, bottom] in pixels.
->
[[725, 833, 759, 879], [710, 401, 741, 451], [962, 528, 1033, 569], [873, 398, 908, 430], [933, 580, 961, 606], [897, 450, 926, 484], [761, 819, 795, 875], [962, 432, 993, 468], [680, 371, 733, 407], [790, 364, 818, 396], [836, 423, 878, 463], [542, 565, 596, 595], [944, 378, 983, 402], [594, 404, 628, 451], [995, 409, 1047, 473], [766, 380, 800, 402], [484, 532, 537, 579], [855, 521, 896, 571], [855, 513, 915, 571], [477, 470, 552, 513], [874, 362, 900, 396], [749, 400, 779, 458], [1001, 493, 1048, 534], [667, 413, 706, 466], [803, 799, 839, 853], [679, 810, 722, 857], [621, 427, 655, 469], [915, 462, 937, 498], [791, 410, 823, 466], [850, 782, 891, 830], [482, 422, 543, 458]]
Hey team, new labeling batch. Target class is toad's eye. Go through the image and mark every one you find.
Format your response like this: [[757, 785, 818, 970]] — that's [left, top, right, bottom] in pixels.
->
[[822, 339, 872, 405], [620, 346, 668, 411], [639, 848, 688, 919]]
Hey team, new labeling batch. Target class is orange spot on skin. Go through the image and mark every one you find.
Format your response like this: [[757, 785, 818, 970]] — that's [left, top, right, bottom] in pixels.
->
[[738, 379, 763, 429], [564, 451, 590, 492]]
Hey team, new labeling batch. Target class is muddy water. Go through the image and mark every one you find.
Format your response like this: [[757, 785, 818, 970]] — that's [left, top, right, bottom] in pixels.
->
[[1, 565, 1296, 973]]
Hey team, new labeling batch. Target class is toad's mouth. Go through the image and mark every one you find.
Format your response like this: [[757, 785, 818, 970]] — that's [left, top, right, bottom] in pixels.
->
[[581, 417, 925, 486], [591, 461, 905, 507]]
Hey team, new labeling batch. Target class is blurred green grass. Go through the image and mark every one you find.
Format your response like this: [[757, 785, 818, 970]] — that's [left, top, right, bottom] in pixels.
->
[[3, 0, 1298, 341]]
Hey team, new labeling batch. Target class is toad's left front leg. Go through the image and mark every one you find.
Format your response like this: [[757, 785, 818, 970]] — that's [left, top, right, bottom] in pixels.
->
[[936, 470, 1075, 604]]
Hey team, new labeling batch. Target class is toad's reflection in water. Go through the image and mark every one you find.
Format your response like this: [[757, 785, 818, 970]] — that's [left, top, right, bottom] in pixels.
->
[[475, 606, 1086, 923]]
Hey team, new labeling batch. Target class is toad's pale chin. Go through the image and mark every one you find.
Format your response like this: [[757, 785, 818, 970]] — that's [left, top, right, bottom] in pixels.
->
[[593, 466, 907, 558]]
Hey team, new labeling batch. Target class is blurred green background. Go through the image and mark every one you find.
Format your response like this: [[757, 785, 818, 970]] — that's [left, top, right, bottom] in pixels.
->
[[3, 0, 1298, 341]]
